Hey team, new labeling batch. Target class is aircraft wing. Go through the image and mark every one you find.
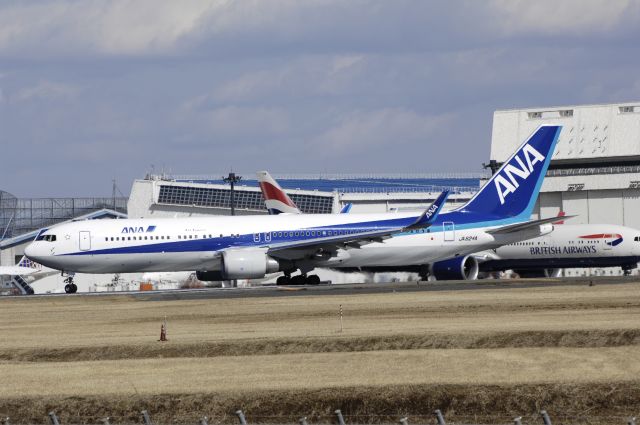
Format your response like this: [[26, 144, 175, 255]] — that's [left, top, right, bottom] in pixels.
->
[[266, 191, 449, 260], [487, 215, 576, 235]]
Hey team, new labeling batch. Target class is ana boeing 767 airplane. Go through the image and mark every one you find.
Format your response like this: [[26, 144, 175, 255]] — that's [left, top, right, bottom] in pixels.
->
[[25, 125, 561, 292]]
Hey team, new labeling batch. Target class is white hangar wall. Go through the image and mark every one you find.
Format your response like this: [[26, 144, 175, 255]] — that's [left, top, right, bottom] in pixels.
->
[[491, 102, 640, 229]]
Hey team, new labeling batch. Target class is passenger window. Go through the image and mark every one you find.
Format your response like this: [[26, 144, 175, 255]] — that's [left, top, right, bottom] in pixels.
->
[[111, 237, 114, 241], [128, 237, 131, 241]]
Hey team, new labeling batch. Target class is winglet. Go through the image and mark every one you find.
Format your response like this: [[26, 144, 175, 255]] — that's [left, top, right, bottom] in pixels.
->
[[340, 203, 352, 214], [405, 190, 449, 230], [256, 171, 302, 215]]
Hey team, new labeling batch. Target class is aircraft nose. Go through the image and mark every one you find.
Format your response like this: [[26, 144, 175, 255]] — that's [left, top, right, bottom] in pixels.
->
[[24, 242, 40, 259]]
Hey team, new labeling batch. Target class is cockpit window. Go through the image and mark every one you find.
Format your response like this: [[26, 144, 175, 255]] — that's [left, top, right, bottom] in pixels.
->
[[635, 236, 640, 242], [39, 234, 57, 242]]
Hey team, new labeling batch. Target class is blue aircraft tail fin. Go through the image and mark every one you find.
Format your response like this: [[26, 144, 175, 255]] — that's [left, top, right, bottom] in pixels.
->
[[405, 190, 449, 230], [459, 125, 561, 220]]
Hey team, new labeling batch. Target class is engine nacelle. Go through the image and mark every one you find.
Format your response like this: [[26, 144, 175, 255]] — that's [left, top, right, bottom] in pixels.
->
[[196, 250, 280, 281], [514, 268, 562, 278], [430, 255, 479, 281]]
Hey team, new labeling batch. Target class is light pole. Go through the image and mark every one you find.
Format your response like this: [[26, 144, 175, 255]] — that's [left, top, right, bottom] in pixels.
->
[[222, 172, 242, 216]]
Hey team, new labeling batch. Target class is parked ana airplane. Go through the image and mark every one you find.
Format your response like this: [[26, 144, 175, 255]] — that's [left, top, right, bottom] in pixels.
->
[[25, 125, 562, 292], [475, 224, 640, 278]]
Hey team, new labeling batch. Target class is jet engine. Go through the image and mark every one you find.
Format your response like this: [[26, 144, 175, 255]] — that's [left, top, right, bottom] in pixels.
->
[[429, 255, 479, 281], [196, 250, 280, 281]]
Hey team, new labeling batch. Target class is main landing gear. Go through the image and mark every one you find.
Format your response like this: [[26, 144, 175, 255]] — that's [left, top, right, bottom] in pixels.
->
[[276, 273, 321, 286], [63, 276, 78, 294]]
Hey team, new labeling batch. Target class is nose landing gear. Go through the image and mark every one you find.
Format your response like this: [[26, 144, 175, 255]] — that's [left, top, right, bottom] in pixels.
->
[[63, 276, 78, 294]]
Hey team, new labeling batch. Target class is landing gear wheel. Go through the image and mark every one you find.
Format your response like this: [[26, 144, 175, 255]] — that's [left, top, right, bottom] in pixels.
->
[[290, 275, 307, 285], [306, 275, 321, 285], [64, 277, 78, 294], [276, 275, 291, 285]]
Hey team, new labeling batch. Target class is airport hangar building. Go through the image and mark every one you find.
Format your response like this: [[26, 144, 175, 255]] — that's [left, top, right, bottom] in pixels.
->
[[1, 101, 639, 293]]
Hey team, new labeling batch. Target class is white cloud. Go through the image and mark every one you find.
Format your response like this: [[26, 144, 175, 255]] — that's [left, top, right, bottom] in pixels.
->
[[311, 108, 453, 154], [0, 0, 219, 56], [15, 80, 79, 102], [490, 0, 638, 35], [210, 54, 369, 103], [207, 106, 290, 137]]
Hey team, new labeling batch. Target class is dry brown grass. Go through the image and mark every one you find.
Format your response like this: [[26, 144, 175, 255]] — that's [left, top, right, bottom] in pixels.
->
[[1, 283, 639, 352], [1, 383, 640, 425], [2, 347, 640, 398], [1, 329, 640, 362], [1, 282, 640, 423]]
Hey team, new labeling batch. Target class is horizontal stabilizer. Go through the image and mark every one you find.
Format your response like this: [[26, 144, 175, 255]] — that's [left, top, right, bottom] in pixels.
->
[[487, 215, 576, 235]]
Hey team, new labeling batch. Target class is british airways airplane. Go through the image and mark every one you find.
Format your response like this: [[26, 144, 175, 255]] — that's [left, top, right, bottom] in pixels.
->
[[25, 126, 561, 293], [475, 224, 640, 278]]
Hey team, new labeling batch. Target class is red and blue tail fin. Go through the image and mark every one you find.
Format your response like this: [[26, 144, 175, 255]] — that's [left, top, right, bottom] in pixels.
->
[[257, 171, 302, 215]]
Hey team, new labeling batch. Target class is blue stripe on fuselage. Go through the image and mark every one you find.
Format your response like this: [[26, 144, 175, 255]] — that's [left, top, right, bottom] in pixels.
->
[[62, 212, 517, 257]]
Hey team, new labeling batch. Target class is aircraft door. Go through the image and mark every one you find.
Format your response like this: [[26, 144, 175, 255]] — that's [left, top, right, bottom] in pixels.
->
[[443, 222, 455, 242], [79, 231, 91, 251], [264, 232, 272, 242]]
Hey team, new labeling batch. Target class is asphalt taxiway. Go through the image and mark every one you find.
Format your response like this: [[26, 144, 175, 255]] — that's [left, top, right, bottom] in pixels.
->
[[12, 275, 635, 301]]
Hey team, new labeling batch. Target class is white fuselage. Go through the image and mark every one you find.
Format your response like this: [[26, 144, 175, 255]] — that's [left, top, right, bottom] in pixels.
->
[[24, 213, 542, 274], [478, 224, 640, 271]]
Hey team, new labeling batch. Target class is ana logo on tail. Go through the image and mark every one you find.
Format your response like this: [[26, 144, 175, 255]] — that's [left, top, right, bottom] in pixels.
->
[[494, 144, 545, 205]]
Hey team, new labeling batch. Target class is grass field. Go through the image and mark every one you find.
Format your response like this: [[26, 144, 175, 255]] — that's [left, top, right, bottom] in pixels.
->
[[1, 282, 639, 423]]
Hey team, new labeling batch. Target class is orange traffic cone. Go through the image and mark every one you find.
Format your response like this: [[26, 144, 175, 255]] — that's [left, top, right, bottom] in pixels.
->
[[158, 321, 167, 342]]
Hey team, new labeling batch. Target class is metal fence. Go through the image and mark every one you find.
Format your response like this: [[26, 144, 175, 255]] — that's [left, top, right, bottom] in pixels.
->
[[335, 186, 479, 195], [546, 165, 640, 177], [0, 196, 128, 239], [10, 408, 636, 425]]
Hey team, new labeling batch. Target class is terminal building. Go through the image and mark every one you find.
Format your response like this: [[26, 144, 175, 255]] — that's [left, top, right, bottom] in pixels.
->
[[126, 173, 480, 218], [2, 101, 639, 293]]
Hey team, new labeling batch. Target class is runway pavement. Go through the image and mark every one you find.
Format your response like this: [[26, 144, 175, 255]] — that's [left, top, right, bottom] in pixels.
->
[[15, 275, 637, 301]]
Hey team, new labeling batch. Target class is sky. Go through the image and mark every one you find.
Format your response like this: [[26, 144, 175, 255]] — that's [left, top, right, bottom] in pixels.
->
[[1, 0, 640, 197]]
